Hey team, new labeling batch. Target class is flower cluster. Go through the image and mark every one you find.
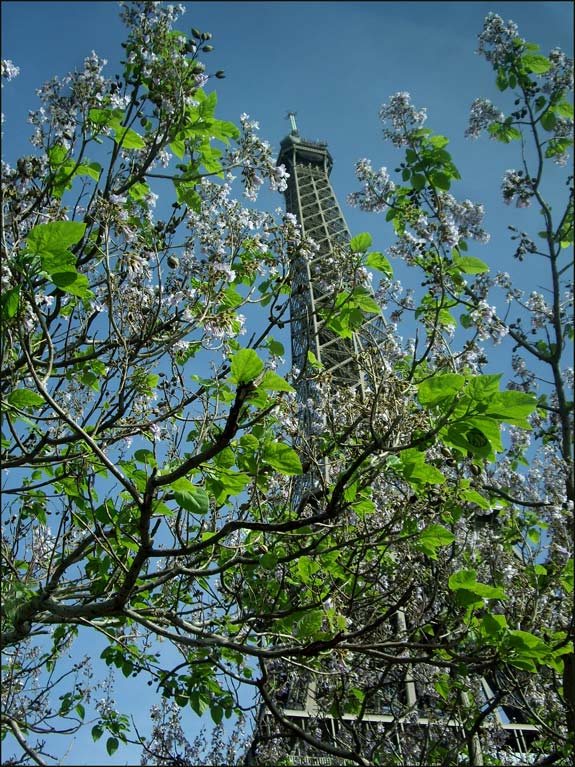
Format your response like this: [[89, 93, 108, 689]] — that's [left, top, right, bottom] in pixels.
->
[[378, 91, 427, 147], [225, 113, 289, 201], [525, 290, 552, 330], [347, 158, 396, 212], [542, 47, 574, 97], [28, 51, 111, 151], [1, 59, 19, 81], [465, 97, 505, 139], [440, 194, 490, 244], [476, 12, 523, 68], [469, 299, 508, 343], [501, 169, 533, 207]]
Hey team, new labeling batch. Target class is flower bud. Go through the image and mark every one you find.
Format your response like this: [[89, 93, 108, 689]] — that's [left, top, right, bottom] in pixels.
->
[[191, 28, 202, 38], [167, 256, 179, 269], [215, 70, 226, 79]]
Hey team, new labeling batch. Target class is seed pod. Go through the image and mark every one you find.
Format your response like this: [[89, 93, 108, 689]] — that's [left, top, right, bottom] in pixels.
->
[[191, 28, 202, 38], [202, 45, 214, 52], [167, 255, 179, 269], [215, 70, 226, 79]]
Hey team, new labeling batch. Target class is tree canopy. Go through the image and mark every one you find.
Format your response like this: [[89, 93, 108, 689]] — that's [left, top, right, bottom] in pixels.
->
[[1, 3, 573, 765]]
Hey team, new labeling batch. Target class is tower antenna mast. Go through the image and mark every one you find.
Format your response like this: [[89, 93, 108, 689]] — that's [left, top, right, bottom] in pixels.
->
[[286, 110, 299, 135]]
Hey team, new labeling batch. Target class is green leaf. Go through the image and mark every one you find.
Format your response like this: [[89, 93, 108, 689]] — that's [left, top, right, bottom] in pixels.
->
[[521, 53, 551, 73], [541, 110, 557, 131], [189, 691, 210, 716], [211, 705, 223, 725], [170, 478, 209, 515], [91, 725, 104, 742], [417, 374, 465, 407], [481, 612, 508, 636], [485, 390, 537, 428], [1, 286, 20, 319], [230, 348, 264, 383], [170, 139, 186, 158], [508, 629, 548, 654], [434, 675, 451, 701], [464, 374, 502, 403], [109, 117, 146, 149], [561, 558, 573, 594], [553, 101, 574, 119], [437, 309, 456, 328], [365, 251, 393, 278], [496, 69, 508, 91], [27, 221, 86, 266], [465, 428, 489, 450], [7, 389, 45, 409], [429, 134, 449, 149], [49, 271, 93, 298], [127, 181, 150, 201], [350, 232, 372, 252], [260, 552, 278, 570], [461, 488, 491, 509], [430, 171, 451, 191], [88, 108, 111, 127], [297, 555, 321, 584], [262, 442, 302, 475], [418, 524, 455, 559], [296, 609, 323, 639], [75, 161, 102, 182], [48, 144, 68, 166], [267, 338, 285, 357], [210, 118, 240, 142], [307, 350, 324, 370], [453, 255, 489, 274], [207, 469, 251, 501], [448, 569, 507, 601], [134, 449, 157, 467], [352, 289, 381, 314], [106, 737, 119, 756], [411, 173, 426, 191], [399, 448, 445, 487], [259, 370, 294, 393], [545, 137, 573, 159]]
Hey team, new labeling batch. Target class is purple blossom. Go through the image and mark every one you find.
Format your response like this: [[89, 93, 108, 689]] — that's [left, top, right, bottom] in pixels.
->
[[477, 13, 522, 68], [501, 169, 533, 207], [378, 91, 427, 147], [465, 98, 505, 139], [1, 59, 20, 81]]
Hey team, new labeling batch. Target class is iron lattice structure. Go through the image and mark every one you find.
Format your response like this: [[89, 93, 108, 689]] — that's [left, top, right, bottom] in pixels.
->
[[246, 121, 539, 766], [277, 120, 386, 405]]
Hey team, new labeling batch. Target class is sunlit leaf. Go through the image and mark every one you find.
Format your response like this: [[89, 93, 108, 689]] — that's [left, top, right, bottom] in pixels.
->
[[262, 442, 302, 475], [230, 348, 264, 383], [170, 478, 209, 515], [350, 232, 372, 252], [417, 374, 465, 406]]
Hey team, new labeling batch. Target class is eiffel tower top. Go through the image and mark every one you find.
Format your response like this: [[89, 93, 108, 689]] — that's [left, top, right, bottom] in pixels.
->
[[277, 113, 333, 175]]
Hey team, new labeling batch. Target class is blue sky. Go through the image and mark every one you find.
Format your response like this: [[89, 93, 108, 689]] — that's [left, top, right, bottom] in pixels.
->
[[2, 1, 573, 363], [1, 1, 573, 764]]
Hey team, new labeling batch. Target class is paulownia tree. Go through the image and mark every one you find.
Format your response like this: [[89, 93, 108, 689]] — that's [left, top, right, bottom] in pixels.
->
[[1, 4, 573, 766]]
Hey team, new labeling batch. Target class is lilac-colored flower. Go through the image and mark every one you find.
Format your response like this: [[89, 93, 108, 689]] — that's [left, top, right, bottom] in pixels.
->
[[465, 98, 505, 139]]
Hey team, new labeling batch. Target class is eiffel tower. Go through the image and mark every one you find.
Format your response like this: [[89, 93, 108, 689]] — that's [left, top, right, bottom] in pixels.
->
[[245, 116, 539, 766]]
